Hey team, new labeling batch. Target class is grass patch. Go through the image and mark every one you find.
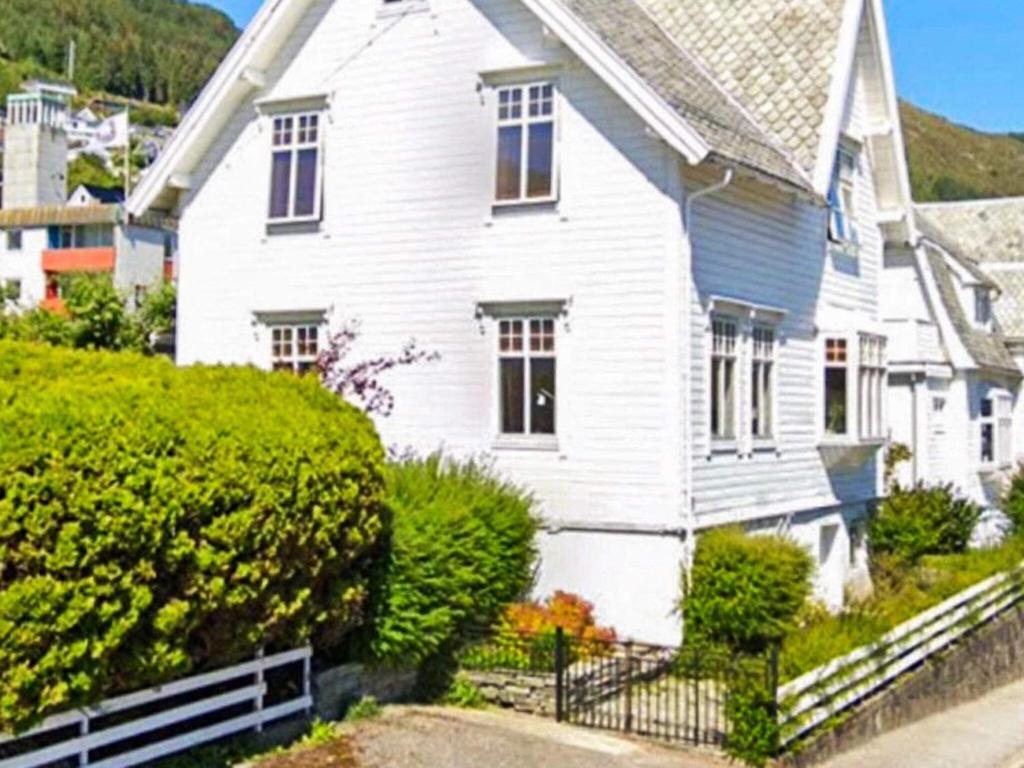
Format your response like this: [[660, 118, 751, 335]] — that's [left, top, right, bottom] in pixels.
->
[[780, 537, 1024, 681]]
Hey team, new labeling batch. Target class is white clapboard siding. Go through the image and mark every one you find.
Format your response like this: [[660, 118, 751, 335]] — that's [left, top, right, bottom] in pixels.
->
[[777, 566, 1024, 744], [0, 647, 311, 768]]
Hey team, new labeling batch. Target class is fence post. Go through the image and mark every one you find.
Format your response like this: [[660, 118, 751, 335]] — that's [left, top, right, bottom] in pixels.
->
[[79, 713, 89, 767], [555, 627, 565, 723], [624, 640, 634, 734], [254, 647, 265, 734], [302, 646, 313, 716]]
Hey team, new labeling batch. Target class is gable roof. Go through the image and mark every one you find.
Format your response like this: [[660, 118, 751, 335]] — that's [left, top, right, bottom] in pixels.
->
[[639, 0, 846, 178], [77, 184, 126, 205], [917, 198, 1024, 341]]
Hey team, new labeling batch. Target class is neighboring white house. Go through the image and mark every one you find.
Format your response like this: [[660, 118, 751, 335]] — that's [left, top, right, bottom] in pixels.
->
[[129, 0, 917, 642], [882, 199, 1024, 526]]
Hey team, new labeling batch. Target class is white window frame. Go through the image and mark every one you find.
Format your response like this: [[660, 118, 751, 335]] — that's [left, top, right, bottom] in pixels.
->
[[495, 316, 558, 444], [710, 315, 739, 445], [267, 111, 324, 225], [821, 333, 887, 443], [493, 81, 559, 207], [980, 391, 1013, 470], [827, 141, 861, 252], [269, 322, 323, 374], [751, 324, 776, 442]]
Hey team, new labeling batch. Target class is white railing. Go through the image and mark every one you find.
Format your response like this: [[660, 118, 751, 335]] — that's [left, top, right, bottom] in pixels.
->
[[778, 565, 1024, 745], [0, 646, 312, 768]]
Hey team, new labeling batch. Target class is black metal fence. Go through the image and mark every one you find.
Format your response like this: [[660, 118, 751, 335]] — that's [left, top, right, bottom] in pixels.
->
[[459, 627, 777, 748]]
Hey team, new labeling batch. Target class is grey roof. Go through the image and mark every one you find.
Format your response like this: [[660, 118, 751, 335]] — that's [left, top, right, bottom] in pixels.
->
[[81, 185, 126, 205], [639, 0, 845, 176], [925, 246, 1019, 375], [917, 200, 1024, 340], [562, 0, 810, 189]]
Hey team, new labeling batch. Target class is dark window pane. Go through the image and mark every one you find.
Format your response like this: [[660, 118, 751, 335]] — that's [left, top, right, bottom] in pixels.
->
[[530, 358, 556, 435], [981, 423, 994, 463], [295, 148, 318, 217], [527, 122, 554, 198], [269, 151, 292, 218], [825, 367, 847, 434], [711, 358, 720, 437], [501, 358, 525, 433], [496, 125, 522, 201]]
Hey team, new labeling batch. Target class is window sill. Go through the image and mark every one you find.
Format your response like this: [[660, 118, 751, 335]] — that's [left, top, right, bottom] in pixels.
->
[[493, 434, 559, 452], [752, 439, 779, 455], [266, 219, 322, 236], [708, 439, 739, 457], [491, 198, 560, 216], [818, 436, 885, 448], [979, 463, 1012, 477], [377, 0, 429, 17], [828, 240, 860, 259]]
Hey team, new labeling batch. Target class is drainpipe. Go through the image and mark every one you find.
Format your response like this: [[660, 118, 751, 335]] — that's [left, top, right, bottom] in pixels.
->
[[680, 165, 734, 567]]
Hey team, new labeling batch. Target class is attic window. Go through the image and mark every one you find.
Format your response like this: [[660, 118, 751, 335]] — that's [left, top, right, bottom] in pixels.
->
[[828, 143, 860, 251], [974, 288, 992, 327]]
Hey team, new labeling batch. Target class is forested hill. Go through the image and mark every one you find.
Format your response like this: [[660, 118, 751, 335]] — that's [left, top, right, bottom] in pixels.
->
[[0, 0, 239, 107]]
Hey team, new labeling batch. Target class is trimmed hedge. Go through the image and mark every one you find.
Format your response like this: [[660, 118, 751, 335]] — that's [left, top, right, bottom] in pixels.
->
[[362, 455, 538, 667], [0, 342, 387, 732], [683, 527, 813, 654], [1002, 465, 1024, 537], [869, 482, 980, 565]]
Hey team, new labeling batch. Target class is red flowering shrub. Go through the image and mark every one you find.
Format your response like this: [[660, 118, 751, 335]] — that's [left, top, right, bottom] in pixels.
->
[[503, 591, 617, 647]]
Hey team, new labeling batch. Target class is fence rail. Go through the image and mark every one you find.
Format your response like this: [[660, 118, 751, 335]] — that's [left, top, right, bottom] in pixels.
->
[[0, 646, 312, 768], [778, 565, 1024, 745]]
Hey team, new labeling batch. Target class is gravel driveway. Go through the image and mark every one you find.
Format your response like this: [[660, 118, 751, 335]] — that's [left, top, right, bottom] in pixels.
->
[[348, 706, 728, 768]]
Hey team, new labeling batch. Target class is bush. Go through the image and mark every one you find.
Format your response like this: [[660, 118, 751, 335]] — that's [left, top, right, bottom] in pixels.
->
[[361, 455, 538, 667], [1002, 465, 1024, 537], [0, 342, 387, 732], [869, 482, 980, 565], [683, 528, 814, 654]]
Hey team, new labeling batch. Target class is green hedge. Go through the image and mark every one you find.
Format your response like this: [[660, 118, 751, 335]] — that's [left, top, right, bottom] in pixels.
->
[[869, 482, 980, 565], [0, 342, 387, 732], [1002, 466, 1024, 537], [361, 455, 538, 668], [683, 527, 813, 654]]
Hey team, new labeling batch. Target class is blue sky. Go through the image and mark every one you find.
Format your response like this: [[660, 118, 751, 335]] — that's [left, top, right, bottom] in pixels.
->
[[208, 0, 1023, 133]]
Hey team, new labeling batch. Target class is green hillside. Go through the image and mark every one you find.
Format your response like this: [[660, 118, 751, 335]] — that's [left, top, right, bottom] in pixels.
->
[[901, 100, 1024, 203], [0, 0, 239, 108]]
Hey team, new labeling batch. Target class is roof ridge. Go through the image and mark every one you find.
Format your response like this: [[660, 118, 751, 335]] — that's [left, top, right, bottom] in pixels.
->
[[626, 0, 813, 188]]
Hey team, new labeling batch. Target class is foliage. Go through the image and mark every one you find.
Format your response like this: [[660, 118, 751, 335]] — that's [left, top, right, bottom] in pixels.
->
[[318, 319, 440, 417], [869, 482, 981, 566], [67, 153, 119, 193], [1001, 464, 1024, 537], [780, 537, 1024, 681], [0, 273, 173, 354], [0, 342, 387, 732], [883, 442, 912, 492], [901, 101, 1024, 202], [300, 719, 340, 746], [443, 673, 487, 709], [683, 528, 814, 654], [0, 0, 238, 106], [724, 658, 780, 767], [343, 695, 382, 723], [361, 454, 538, 668]]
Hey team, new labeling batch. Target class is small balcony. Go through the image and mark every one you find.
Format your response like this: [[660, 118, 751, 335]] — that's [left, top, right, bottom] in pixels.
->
[[42, 246, 116, 274]]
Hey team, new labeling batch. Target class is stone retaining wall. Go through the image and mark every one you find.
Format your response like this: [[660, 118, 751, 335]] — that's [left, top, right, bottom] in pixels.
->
[[779, 602, 1024, 766], [313, 663, 418, 721], [464, 669, 558, 717]]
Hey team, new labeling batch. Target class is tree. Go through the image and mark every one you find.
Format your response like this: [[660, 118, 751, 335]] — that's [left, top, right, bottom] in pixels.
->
[[67, 153, 119, 193]]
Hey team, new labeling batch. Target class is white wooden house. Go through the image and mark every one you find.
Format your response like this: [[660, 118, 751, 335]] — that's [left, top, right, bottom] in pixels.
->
[[882, 198, 1024, 532], [129, 0, 915, 642]]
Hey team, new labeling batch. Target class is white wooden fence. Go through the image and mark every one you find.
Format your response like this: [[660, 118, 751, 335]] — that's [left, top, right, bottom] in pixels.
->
[[0, 646, 312, 768], [778, 565, 1024, 745]]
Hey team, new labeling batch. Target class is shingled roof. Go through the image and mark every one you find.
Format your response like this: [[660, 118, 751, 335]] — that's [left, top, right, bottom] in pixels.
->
[[638, 0, 846, 176], [562, 0, 809, 188], [917, 200, 1024, 342]]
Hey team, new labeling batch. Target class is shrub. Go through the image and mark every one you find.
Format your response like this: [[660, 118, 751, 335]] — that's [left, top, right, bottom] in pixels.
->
[[0, 342, 387, 732], [343, 695, 382, 723], [361, 455, 538, 667], [683, 528, 814, 654], [724, 659, 780, 767], [1002, 464, 1024, 537], [869, 482, 980, 565]]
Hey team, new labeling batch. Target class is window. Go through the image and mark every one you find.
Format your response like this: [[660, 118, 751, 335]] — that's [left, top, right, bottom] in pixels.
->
[[269, 113, 322, 222], [47, 225, 113, 249], [980, 393, 1012, 468], [751, 325, 775, 439], [824, 338, 848, 436], [827, 144, 860, 248], [498, 318, 556, 436], [710, 317, 738, 441], [271, 324, 321, 374], [975, 288, 992, 327], [6, 230, 22, 251], [858, 334, 886, 440], [494, 83, 556, 204]]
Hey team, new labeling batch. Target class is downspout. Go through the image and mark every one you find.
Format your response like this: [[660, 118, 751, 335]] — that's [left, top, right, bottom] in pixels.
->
[[680, 165, 734, 567]]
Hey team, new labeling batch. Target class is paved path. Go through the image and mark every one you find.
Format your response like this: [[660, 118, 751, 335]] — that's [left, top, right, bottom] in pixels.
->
[[351, 706, 728, 768], [823, 678, 1024, 768]]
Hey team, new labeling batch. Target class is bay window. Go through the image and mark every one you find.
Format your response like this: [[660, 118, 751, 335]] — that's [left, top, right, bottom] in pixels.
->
[[980, 393, 1012, 469], [822, 334, 887, 441], [268, 112, 322, 222], [711, 317, 738, 441], [858, 334, 886, 440], [499, 318, 556, 436], [495, 83, 556, 204], [824, 338, 848, 436]]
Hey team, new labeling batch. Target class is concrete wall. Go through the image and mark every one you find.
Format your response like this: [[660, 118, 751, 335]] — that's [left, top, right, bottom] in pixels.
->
[[2, 123, 67, 210]]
